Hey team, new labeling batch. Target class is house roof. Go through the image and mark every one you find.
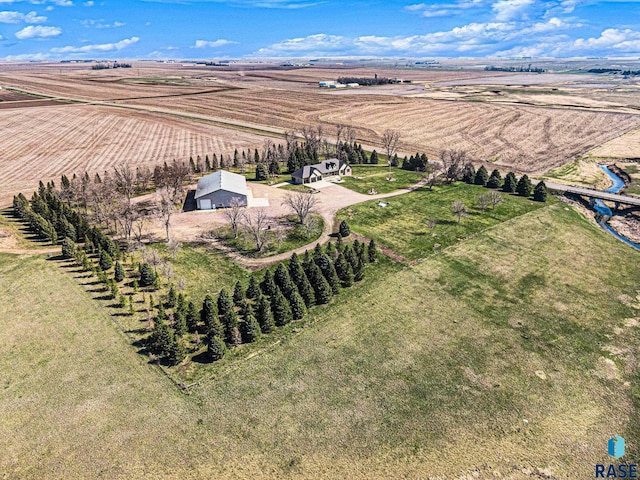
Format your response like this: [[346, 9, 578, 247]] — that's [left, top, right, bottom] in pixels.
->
[[316, 159, 341, 174], [292, 166, 322, 179], [195, 170, 248, 199]]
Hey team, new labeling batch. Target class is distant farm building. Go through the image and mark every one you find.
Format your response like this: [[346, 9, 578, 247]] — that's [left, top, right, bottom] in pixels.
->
[[195, 170, 248, 210], [291, 159, 352, 184]]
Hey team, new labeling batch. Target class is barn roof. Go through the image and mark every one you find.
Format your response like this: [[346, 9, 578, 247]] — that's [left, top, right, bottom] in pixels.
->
[[195, 170, 247, 199]]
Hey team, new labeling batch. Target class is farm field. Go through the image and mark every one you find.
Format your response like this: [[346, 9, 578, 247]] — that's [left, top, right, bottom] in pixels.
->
[[0, 104, 278, 207], [338, 183, 551, 260], [590, 126, 640, 159], [1, 203, 639, 478], [127, 86, 640, 174]]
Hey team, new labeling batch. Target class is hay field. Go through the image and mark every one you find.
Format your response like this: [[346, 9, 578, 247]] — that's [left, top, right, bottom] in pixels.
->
[[590, 126, 640, 159], [129, 87, 640, 173], [0, 104, 276, 206], [2, 204, 639, 478]]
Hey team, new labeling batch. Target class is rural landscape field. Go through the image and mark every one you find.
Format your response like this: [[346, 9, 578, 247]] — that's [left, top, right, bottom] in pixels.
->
[[2, 55, 640, 480]]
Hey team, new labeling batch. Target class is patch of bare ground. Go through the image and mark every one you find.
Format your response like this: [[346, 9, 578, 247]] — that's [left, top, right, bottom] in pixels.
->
[[0, 104, 279, 207]]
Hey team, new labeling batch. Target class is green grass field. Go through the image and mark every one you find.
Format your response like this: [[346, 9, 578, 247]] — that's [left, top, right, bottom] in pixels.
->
[[339, 182, 549, 260], [341, 165, 423, 194], [2, 203, 639, 478]]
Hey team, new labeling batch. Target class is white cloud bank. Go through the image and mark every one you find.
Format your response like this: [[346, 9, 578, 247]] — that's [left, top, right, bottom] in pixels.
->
[[15, 25, 61, 38], [51, 36, 139, 53], [0, 10, 46, 23], [193, 39, 235, 48]]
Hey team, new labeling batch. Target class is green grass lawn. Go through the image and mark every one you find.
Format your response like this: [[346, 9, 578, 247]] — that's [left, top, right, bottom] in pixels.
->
[[341, 165, 424, 194], [338, 182, 550, 260], [214, 214, 324, 258], [147, 243, 249, 301], [2, 203, 639, 478]]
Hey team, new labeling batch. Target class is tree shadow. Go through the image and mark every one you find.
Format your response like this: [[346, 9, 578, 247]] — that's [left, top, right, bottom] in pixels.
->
[[192, 351, 213, 364]]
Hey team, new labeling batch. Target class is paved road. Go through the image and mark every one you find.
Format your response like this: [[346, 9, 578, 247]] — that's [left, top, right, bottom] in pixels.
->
[[545, 181, 640, 206]]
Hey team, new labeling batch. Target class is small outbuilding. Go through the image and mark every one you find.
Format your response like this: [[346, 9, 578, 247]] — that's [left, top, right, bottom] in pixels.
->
[[195, 170, 248, 210]]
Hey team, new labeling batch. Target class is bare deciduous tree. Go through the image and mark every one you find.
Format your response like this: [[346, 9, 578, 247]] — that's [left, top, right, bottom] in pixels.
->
[[440, 149, 468, 184], [301, 125, 324, 160], [476, 193, 490, 213], [489, 190, 504, 209], [242, 208, 271, 252], [452, 200, 468, 224], [157, 188, 178, 242], [283, 191, 319, 225], [167, 239, 182, 259], [142, 247, 165, 274], [222, 198, 245, 238], [382, 129, 401, 167]]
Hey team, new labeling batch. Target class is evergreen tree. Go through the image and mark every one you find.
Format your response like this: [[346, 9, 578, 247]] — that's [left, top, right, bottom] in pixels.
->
[[325, 240, 336, 259], [139, 263, 155, 287], [61, 237, 76, 259], [462, 163, 476, 184], [344, 244, 358, 271], [201, 294, 222, 338], [354, 258, 365, 282], [274, 263, 296, 298], [334, 253, 354, 287], [173, 308, 186, 337], [148, 320, 173, 358], [211, 154, 219, 171], [503, 172, 518, 193], [186, 301, 199, 332], [221, 309, 239, 344], [240, 312, 261, 343], [516, 174, 532, 197], [255, 163, 268, 181], [315, 253, 340, 295], [369, 150, 379, 164], [474, 165, 489, 186], [533, 181, 548, 202], [339, 220, 350, 238], [128, 296, 135, 316], [157, 303, 167, 323], [288, 290, 306, 320], [306, 261, 332, 304], [256, 295, 275, 333], [205, 154, 211, 172], [166, 284, 177, 308], [272, 289, 293, 326], [207, 336, 226, 361], [99, 250, 113, 271], [167, 337, 186, 365], [233, 281, 245, 306], [59, 217, 76, 242], [217, 289, 234, 318], [487, 169, 502, 189], [114, 261, 125, 282], [368, 239, 378, 263], [260, 269, 278, 298], [246, 275, 260, 300]]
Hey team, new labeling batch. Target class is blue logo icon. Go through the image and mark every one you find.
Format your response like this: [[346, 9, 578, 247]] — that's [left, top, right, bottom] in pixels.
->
[[609, 436, 626, 460]]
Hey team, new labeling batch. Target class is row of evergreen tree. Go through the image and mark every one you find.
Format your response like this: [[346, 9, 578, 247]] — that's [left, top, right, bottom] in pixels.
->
[[149, 237, 378, 364], [463, 165, 548, 202]]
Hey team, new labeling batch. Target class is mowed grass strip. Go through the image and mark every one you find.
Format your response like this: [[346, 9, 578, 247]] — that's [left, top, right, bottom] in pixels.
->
[[339, 182, 549, 260], [340, 165, 423, 194]]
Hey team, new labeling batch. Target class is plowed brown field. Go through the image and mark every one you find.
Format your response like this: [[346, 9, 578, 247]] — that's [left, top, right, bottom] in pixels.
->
[[0, 104, 276, 206], [128, 88, 640, 173]]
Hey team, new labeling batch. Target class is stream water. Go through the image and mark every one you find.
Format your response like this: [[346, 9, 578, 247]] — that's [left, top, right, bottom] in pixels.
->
[[593, 165, 640, 251]]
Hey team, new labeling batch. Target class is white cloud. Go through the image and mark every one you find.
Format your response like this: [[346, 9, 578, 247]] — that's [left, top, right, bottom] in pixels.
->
[[81, 18, 125, 28], [492, 0, 533, 21], [2, 52, 51, 60], [51, 36, 139, 53], [15, 25, 61, 38], [0, 0, 73, 5], [0, 10, 46, 23], [193, 39, 235, 48]]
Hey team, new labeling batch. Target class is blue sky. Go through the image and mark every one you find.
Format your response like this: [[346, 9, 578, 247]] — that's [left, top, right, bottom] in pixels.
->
[[0, 0, 639, 60]]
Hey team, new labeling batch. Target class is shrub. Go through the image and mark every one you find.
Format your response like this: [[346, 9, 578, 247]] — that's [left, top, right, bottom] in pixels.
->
[[339, 220, 350, 238]]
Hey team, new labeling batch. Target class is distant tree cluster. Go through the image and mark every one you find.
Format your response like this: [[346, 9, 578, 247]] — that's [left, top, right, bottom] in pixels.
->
[[91, 62, 132, 70], [336, 77, 394, 86], [484, 65, 546, 73], [588, 68, 640, 76]]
